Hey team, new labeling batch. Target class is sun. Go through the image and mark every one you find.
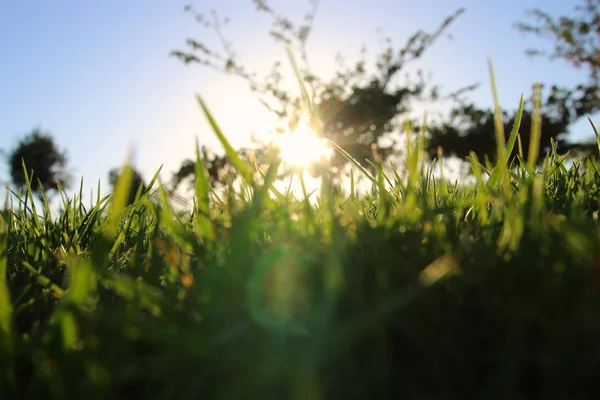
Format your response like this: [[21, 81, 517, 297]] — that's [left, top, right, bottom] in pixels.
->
[[275, 120, 332, 168]]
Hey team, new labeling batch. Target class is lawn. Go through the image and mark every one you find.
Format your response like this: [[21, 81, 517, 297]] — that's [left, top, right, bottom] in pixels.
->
[[1, 91, 600, 399]]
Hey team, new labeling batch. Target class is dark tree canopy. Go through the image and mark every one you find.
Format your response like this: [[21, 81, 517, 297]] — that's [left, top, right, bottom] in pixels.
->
[[427, 89, 598, 164], [7, 128, 70, 197], [425, 0, 600, 166], [515, 0, 600, 121], [170, 145, 277, 193], [171, 146, 236, 192], [109, 166, 147, 206]]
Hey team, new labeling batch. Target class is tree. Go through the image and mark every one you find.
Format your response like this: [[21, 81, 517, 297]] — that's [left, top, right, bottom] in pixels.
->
[[424, 0, 600, 166], [7, 128, 70, 198], [172, 145, 248, 191], [426, 87, 598, 165], [109, 166, 147, 206], [171, 1, 475, 181], [515, 0, 600, 121]]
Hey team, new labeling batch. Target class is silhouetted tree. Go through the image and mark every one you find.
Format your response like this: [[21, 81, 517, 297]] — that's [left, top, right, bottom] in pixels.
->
[[7, 128, 70, 198], [515, 0, 600, 120], [172, 1, 475, 179], [425, 0, 600, 166], [109, 166, 147, 206], [171, 144, 277, 193], [427, 90, 597, 165]]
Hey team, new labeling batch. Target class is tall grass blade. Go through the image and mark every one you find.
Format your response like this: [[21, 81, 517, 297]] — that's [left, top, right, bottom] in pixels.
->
[[488, 94, 524, 187], [285, 43, 314, 116], [107, 161, 134, 238], [327, 140, 379, 187], [528, 83, 543, 166], [145, 165, 163, 193], [256, 164, 286, 202], [21, 160, 39, 227], [196, 95, 254, 186], [194, 138, 215, 242], [488, 59, 506, 163], [588, 117, 600, 155]]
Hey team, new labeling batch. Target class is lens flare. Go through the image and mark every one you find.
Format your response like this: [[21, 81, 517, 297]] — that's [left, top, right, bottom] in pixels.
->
[[276, 120, 332, 168]]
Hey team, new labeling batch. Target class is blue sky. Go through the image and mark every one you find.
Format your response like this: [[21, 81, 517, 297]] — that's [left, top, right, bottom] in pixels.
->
[[0, 0, 590, 202]]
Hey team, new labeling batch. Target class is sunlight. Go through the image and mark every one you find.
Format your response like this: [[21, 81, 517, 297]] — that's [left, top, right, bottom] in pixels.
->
[[275, 120, 332, 168]]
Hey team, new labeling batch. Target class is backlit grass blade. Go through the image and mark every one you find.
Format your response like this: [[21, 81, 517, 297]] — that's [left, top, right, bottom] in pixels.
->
[[0, 228, 12, 350], [586, 158, 600, 179], [528, 83, 543, 166], [503, 94, 524, 159], [250, 159, 281, 214], [517, 134, 524, 159], [389, 160, 407, 196], [96, 179, 101, 205], [285, 43, 314, 116], [466, 153, 490, 177], [364, 159, 388, 221], [21, 160, 39, 227], [196, 95, 254, 186], [516, 155, 536, 178], [488, 94, 524, 187], [588, 117, 600, 155], [327, 139, 379, 187], [437, 147, 449, 197], [39, 184, 52, 220], [157, 183, 197, 246], [107, 161, 134, 238], [145, 165, 163, 193], [194, 138, 215, 242], [256, 164, 286, 202], [284, 171, 295, 199], [488, 59, 506, 162], [467, 152, 485, 186]]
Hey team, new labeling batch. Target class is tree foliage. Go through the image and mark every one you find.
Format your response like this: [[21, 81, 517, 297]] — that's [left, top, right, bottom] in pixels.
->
[[7, 128, 70, 197], [427, 87, 598, 164], [171, 145, 246, 192], [172, 0, 474, 185], [109, 166, 147, 206], [515, 0, 600, 120], [426, 0, 600, 165], [172, 0, 599, 184]]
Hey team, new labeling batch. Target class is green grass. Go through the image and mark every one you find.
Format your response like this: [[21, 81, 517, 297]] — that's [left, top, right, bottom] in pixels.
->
[[1, 84, 600, 399]]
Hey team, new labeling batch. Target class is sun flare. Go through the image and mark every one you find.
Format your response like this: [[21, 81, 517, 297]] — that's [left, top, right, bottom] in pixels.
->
[[275, 120, 332, 168]]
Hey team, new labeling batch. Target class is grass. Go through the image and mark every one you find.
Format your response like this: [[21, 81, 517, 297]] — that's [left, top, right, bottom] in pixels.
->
[[1, 76, 600, 398]]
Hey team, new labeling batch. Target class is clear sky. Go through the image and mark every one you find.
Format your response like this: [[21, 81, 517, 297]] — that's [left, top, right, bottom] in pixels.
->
[[0, 0, 590, 203]]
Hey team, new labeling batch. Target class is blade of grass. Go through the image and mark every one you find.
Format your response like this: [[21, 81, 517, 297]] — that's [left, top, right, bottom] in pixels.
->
[[196, 96, 254, 187], [327, 140, 379, 187], [256, 164, 286, 202], [145, 165, 163, 193], [588, 117, 600, 155], [488, 59, 506, 162], [21, 160, 39, 228], [488, 94, 525, 187], [194, 138, 215, 242], [107, 160, 134, 238], [528, 83, 543, 166], [285, 43, 314, 117]]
